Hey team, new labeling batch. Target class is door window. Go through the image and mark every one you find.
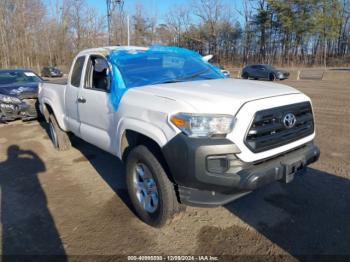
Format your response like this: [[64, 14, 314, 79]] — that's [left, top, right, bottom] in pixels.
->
[[84, 55, 110, 92]]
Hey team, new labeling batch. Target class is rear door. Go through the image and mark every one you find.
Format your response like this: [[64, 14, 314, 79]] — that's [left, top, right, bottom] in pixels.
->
[[77, 54, 114, 153], [64, 55, 86, 136]]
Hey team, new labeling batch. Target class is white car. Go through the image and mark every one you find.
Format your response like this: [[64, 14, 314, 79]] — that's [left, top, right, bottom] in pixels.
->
[[38, 46, 320, 227]]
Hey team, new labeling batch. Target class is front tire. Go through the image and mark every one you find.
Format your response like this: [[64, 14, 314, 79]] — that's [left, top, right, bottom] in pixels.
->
[[126, 145, 181, 227], [269, 73, 276, 81], [242, 72, 249, 79], [48, 114, 71, 151]]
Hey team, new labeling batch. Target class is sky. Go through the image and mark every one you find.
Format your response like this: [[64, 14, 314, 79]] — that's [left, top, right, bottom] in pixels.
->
[[48, 0, 245, 25]]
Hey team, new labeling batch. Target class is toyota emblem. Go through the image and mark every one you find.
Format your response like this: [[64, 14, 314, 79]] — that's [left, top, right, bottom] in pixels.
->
[[283, 113, 296, 128]]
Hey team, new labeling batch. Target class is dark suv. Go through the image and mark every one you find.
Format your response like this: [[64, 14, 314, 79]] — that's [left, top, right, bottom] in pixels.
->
[[242, 64, 289, 81], [41, 66, 63, 78]]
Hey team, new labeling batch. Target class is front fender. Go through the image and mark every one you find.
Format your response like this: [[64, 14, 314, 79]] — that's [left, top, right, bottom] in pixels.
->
[[115, 117, 169, 158]]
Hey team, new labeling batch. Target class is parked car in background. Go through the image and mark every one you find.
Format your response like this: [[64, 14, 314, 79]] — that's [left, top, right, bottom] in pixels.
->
[[242, 64, 289, 81], [218, 66, 231, 78], [41, 66, 63, 78], [39, 46, 319, 227], [0, 69, 42, 122], [210, 63, 231, 78]]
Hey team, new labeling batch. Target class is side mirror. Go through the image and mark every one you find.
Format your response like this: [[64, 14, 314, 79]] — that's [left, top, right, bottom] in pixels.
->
[[203, 54, 213, 62]]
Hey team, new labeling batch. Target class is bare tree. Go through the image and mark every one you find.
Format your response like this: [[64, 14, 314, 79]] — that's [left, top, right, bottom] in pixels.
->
[[0, 0, 349, 70], [165, 5, 192, 45]]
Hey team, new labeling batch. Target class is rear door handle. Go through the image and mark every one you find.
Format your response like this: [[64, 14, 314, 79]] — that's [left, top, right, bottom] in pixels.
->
[[77, 97, 86, 103]]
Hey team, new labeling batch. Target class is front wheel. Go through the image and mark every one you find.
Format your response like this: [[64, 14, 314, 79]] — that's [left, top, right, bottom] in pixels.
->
[[242, 72, 249, 79], [269, 73, 276, 81], [126, 145, 182, 227]]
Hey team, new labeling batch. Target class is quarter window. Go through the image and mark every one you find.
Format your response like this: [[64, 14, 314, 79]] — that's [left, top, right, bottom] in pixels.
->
[[70, 56, 85, 87]]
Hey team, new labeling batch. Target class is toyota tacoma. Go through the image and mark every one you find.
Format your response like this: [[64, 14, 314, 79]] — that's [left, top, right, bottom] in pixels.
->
[[38, 46, 320, 227]]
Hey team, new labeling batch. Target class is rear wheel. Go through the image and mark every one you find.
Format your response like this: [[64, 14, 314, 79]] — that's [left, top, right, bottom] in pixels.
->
[[242, 72, 249, 79], [48, 114, 71, 151], [126, 145, 182, 227]]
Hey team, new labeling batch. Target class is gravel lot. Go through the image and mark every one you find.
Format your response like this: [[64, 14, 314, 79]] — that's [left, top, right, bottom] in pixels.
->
[[0, 79, 349, 259]]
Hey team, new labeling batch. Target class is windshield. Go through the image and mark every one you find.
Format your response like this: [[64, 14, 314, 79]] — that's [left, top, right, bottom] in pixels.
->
[[106, 45, 226, 111], [0, 71, 42, 86], [265, 65, 276, 70], [115, 51, 224, 88]]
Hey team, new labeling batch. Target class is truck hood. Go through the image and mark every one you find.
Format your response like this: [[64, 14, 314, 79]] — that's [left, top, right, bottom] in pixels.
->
[[138, 78, 300, 114]]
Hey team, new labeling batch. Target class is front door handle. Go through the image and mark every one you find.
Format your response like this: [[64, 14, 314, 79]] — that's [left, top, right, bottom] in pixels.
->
[[77, 97, 86, 103]]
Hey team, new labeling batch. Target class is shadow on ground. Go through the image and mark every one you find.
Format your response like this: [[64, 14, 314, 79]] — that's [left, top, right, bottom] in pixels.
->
[[196, 168, 350, 256], [0, 145, 66, 256], [69, 136, 135, 214]]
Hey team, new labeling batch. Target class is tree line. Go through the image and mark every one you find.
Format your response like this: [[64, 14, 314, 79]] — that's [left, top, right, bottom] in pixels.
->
[[0, 0, 349, 72]]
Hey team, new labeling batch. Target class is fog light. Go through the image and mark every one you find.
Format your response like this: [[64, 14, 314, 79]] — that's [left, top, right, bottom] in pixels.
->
[[207, 156, 229, 173]]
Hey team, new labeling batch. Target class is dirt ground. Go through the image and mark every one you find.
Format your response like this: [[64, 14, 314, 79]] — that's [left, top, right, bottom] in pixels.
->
[[0, 79, 349, 259]]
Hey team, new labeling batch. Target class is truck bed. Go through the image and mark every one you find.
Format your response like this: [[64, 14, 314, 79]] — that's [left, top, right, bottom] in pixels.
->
[[39, 80, 68, 130], [43, 78, 68, 85]]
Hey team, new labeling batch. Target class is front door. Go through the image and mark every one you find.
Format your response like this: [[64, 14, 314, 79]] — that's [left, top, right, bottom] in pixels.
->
[[77, 54, 114, 153]]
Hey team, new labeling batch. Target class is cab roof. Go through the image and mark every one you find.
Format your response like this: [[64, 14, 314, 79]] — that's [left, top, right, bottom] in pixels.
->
[[77, 46, 148, 56]]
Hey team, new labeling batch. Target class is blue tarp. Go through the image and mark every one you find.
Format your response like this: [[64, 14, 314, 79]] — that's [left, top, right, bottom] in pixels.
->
[[106, 45, 224, 111]]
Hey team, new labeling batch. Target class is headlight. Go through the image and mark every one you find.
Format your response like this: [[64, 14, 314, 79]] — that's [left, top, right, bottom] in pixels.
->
[[0, 94, 21, 104], [170, 113, 235, 138]]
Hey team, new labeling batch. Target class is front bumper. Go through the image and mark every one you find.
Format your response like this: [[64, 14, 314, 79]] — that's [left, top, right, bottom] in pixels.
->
[[162, 134, 320, 207], [0, 99, 38, 122], [277, 73, 290, 80]]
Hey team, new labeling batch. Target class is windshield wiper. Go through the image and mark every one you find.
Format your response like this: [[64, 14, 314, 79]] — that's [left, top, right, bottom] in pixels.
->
[[178, 68, 211, 80], [151, 68, 213, 85]]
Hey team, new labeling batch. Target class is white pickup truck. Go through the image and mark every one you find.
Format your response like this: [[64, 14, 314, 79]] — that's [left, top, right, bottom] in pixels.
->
[[38, 46, 320, 227]]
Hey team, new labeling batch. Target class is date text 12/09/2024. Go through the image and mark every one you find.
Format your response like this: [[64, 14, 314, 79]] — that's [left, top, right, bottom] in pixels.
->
[[127, 255, 219, 261]]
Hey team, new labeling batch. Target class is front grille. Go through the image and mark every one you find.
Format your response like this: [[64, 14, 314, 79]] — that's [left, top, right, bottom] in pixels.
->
[[245, 102, 314, 153]]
